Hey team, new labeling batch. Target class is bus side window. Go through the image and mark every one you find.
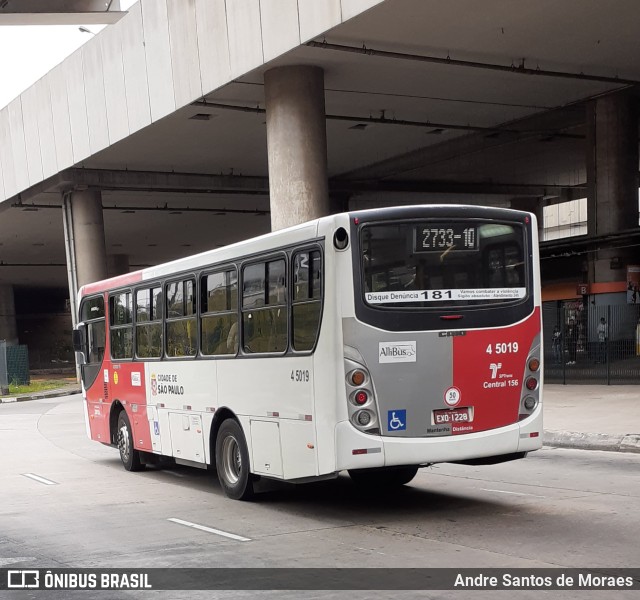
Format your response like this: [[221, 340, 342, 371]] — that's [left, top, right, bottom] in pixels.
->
[[201, 269, 238, 356], [87, 321, 106, 364], [165, 279, 197, 357], [242, 258, 287, 353], [292, 249, 322, 352], [136, 287, 163, 358], [110, 291, 133, 360]]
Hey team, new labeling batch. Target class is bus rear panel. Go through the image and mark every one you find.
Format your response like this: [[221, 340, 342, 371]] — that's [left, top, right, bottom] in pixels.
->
[[334, 205, 542, 471]]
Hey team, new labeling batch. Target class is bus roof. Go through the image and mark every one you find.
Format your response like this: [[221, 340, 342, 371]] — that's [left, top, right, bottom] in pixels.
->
[[79, 216, 323, 297], [78, 204, 532, 297]]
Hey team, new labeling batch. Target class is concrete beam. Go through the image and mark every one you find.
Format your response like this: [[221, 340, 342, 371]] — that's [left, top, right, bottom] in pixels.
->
[[10, 166, 589, 208], [13, 168, 270, 203], [0, 0, 124, 25]]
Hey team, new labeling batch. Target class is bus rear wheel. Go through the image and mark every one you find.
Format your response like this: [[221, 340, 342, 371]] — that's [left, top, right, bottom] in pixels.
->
[[348, 466, 418, 488], [215, 419, 254, 501], [117, 411, 144, 472]]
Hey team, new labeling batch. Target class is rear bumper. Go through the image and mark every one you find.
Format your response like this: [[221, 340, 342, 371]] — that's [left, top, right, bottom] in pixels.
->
[[335, 409, 542, 471]]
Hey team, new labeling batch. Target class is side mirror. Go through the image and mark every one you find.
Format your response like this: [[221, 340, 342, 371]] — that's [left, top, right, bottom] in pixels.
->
[[72, 324, 87, 364]]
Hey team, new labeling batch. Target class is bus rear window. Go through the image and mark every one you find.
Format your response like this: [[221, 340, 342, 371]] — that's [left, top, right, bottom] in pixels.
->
[[361, 221, 527, 308]]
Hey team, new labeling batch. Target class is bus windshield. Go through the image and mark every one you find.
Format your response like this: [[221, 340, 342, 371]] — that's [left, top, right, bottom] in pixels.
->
[[361, 219, 527, 308]]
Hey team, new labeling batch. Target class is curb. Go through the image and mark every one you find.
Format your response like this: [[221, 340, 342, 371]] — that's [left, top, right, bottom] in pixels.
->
[[544, 430, 640, 454], [0, 388, 81, 403]]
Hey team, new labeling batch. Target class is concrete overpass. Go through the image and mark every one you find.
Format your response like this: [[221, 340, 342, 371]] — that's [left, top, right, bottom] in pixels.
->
[[0, 0, 638, 365]]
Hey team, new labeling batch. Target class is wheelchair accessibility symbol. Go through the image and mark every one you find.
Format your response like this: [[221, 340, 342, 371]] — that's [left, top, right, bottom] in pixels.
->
[[387, 409, 407, 431]]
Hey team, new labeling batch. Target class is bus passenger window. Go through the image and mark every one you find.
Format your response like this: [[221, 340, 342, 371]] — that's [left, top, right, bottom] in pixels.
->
[[165, 279, 197, 357], [292, 250, 323, 352], [87, 321, 106, 364], [201, 269, 238, 356], [136, 287, 162, 358], [242, 259, 287, 353], [110, 291, 133, 360]]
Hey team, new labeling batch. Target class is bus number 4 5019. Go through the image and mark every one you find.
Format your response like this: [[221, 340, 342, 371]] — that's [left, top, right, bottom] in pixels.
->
[[486, 342, 519, 354], [291, 370, 310, 382]]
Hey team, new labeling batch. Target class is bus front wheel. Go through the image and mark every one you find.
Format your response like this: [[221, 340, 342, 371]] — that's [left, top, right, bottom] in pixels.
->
[[117, 411, 144, 472], [348, 466, 418, 488], [215, 419, 254, 501]]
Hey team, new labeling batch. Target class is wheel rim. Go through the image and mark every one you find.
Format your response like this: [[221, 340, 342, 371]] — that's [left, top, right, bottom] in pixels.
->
[[118, 422, 130, 462], [221, 434, 241, 485]]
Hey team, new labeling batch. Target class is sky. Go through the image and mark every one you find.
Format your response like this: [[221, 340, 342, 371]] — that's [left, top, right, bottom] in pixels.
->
[[0, 0, 138, 109]]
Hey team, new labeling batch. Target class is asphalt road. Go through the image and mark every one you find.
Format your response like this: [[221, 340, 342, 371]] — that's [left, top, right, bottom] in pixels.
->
[[1, 394, 638, 600]]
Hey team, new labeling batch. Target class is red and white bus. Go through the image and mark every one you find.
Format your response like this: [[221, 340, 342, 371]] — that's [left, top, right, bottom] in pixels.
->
[[73, 205, 542, 500]]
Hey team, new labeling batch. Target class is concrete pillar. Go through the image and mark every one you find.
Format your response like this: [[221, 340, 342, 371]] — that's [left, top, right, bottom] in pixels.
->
[[0, 284, 18, 346], [70, 190, 108, 288], [108, 254, 130, 278], [62, 189, 108, 332], [264, 65, 330, 231], [586, 91, 639, 282]]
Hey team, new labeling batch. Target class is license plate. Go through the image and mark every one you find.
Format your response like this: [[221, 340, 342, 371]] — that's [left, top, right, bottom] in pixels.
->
[[433, 407, 473, 425]]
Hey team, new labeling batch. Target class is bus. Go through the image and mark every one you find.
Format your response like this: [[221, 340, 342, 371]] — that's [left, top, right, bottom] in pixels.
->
[[73, 205, 542, 500]]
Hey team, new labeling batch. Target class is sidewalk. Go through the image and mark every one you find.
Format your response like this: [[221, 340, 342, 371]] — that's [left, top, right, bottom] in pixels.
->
[[1, 382, 639, 453], [543, 384, 640, 453]]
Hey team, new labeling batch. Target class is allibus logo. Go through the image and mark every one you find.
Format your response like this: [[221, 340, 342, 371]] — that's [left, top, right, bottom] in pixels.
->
[[378, 341, 417, 363]]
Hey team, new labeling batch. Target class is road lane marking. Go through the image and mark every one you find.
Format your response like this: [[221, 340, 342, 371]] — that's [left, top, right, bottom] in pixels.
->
[[22, 473, 57, 486], [168, 518, 251, 542], [481, 488, 545, 498]]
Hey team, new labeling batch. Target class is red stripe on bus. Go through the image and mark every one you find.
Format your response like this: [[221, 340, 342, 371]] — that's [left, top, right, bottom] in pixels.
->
[[80, 270, 144, 296], [451, 308, 540, 435]]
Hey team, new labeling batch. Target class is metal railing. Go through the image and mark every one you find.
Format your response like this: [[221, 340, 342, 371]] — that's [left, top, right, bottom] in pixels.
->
[[543, 303, 640, 384]]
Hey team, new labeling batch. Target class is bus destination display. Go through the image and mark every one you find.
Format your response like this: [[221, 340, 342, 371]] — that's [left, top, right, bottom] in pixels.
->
[[415, 224, 478, 252]]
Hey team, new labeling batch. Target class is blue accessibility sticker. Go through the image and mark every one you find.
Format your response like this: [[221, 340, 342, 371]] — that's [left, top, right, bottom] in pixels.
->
[[387, 409, 407, 431], [153, 421, 160, 436]]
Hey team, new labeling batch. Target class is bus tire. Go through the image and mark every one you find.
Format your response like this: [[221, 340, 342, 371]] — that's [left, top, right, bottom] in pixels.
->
[[215, 419, 254, 501], [117, 410, 144, 472], [348, 466, 418, 488]]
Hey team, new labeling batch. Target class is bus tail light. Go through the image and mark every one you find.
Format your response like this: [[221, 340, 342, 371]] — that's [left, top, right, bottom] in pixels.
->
[[345, 350, 379, 434], [349, 369, 366, 386], [520, 346, 541, 421], [528, 358, 540, 372], [355, 410, 372, 426], [353, 390, 368, 405]]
